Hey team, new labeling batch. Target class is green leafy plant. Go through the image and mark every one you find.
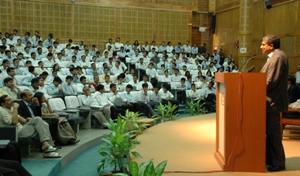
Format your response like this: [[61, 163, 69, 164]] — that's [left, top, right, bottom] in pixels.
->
[[114, 159, 168, 176], [97, 117, 142, 174], [185, 100, 207, 115], [154, 101, 178, 123], [119, 110, 149, 136]]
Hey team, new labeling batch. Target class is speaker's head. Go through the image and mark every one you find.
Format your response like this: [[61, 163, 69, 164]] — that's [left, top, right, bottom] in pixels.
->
[[265, 0, 272, 10]]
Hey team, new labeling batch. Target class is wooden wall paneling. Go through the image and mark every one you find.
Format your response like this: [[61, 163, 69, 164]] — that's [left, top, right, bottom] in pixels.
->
[[0, 0, 11, 33], [213, 8, 239, 59], [198, 0, 209, 11], [215, 0, 239, 10]]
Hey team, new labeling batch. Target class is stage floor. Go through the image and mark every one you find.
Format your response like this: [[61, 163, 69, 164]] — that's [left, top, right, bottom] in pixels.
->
[[133, 114, 300, 176]]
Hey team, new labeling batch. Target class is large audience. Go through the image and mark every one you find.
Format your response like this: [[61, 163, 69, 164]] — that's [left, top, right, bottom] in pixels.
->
[[0, 29, 238, 159]]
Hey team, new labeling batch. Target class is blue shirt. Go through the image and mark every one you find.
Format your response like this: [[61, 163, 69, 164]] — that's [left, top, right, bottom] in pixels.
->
[[121, 92, 136, 103]]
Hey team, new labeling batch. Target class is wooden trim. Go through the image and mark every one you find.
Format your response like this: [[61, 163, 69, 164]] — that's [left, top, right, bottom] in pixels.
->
[[189, 12, 193, 44], [115, 8, 118, 39], [10, 0, 15, 31], [71, 3, 75, 39], [216, 1, 240, 13], [152, 11, 156, 41], [25, 0, 197, 11]]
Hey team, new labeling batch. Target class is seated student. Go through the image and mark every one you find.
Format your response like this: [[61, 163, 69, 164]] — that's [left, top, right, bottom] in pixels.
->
[[135, 83, 157, 117], [171, 69, 182, 82], [136, 58, 148, 78], [159, 83, 179, 112], [44, 53, 55, 68], [13, 59, 24, 75], [35, 61, 49, 75], [0, 95, 61, 158], [111, 61, 124, 77], [21, 66, 36, 86], [90, 75, 101, 92], [197, 76, 208, 89], [128, 75, 140, 91], [47, 77, 64, 98], [5, 68, 15, 84], [125, 68, 136, 83], [1, 77, 21, 100], [161, 70, 172, 84], [108, 83, 134, 112], [115, 75, 125, 92], [176, 77, 187, 103], [17, 90, 59, 145], [288, 75, 300, 103], [34, 92, 79, 145], [28, 77, 41, 94], [185, 76, 192, 90], [200, 82, 216, 112], [93, 84, 123, 119], [102, 75, 112, 92], [187, 83, 200, 101], [121, 84, 150, 116], [146, 63, 158, 87], [69, 67, 79, 83], [76, 76, 93, 94], [61, 76, 77, 96], [139, 75, 154, 91], [81, 87, 111, 128]]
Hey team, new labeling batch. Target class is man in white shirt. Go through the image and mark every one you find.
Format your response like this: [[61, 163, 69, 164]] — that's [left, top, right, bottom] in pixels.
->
[[187, 83, 200, 101], [116, 75, 127, 92], [295, 64, 300, 86], [161, 70, 171, 84], [114, 37, 123, 51], [200, 82, 216, 112], [159, 84, 179, 113], [102, 75, 112, 92], [183, 40, 191, 54], [44, 53, 55, 68], [35, 61, 49, 75], [171, 69, 182, 82], [128, 75, 140, 91], [105, 38, 114, 50], [111, 61, 124, 77], [135, 83, 156, 117], [93, 84, 123, 119], [139, 75, 153, 91], [79, 55, 89, 69], [81, 87, 110, 128]]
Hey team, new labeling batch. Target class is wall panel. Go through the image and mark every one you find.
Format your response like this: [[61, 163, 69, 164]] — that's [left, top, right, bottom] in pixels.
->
[[13, 0, 72, 40], [117, 8, 153, 42], [0, 0, 11, 32], [214, 8, 239, 57], [130, 0, 196, 6], [156, 11, 190, 43]]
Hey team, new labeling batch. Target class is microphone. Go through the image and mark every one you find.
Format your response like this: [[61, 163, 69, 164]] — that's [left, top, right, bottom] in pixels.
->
[[238, 54, 256, 72], [247, 65, 255, 72]]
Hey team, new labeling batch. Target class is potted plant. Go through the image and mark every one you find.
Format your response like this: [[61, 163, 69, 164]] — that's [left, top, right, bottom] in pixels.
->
[[154, 101, 178, 123], [185, 100, 206, 116], [119, 110, 149, 136], [114, 159, 168, 176], [97, 117, 142, 175]]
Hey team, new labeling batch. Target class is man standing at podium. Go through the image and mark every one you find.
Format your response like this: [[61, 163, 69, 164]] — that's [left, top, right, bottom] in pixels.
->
[[260, 34, 288, 172]]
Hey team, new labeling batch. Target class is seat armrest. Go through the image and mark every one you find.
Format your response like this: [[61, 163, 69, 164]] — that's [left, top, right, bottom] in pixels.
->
[[0, 125, 18, 141]]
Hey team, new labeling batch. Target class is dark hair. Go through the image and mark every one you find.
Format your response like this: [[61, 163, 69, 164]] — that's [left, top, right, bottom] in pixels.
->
[[142, 83, 148, 88], [38, 61, 43, 65], [4, 77, 13, 84], [53, 77, 62, 83], [2, 59, 9, 65], [110, 83, 116, 89], [6, 67, 14, 74], [288, 75, 296, 84], [31, 77, 39, 85], [96, 84, 104, 91], [263, 34, 280, 49], [33, 92, 44, 104], [126, 84, 133, 89], [80, 76, 86, 82], [0, 95, 9, 105], [41, 71, 49, 76], [66, 75, 73, 80], [28, 66, 35, 73]]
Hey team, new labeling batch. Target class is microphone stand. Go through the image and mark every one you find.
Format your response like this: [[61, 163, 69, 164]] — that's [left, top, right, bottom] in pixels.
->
[[238, 54, 256, 72]]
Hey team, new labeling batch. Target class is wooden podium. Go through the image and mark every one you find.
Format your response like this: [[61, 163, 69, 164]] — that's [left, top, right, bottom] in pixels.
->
[[214, 73, 266, 172]]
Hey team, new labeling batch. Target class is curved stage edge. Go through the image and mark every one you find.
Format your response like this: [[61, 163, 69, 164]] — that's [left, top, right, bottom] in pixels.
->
[[133, 114, 300, 176]]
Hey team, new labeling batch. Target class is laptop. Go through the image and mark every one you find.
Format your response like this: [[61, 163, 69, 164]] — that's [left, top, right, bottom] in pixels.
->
[[0, 140, 10, 149], [114, 97, 124, 107]]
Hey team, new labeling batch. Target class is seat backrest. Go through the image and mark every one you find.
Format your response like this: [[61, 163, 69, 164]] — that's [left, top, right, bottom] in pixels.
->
[[65, 96, 80, 108], [60, 68, 70, 75], [49, 98, 66, 111], [14, 75, 26, 85], [77, 95, 84, 106]]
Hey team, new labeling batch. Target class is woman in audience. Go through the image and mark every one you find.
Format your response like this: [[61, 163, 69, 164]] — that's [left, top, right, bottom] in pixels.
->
[[206, 70, 213, 81], [232, 65, 239, 73], [52, 63, 60, 72], [225, 66, 231, 73], [133, 40, 140, 51], [33, 92, 80, 145]]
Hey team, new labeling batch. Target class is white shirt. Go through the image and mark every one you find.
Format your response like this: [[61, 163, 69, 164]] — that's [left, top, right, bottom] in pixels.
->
[[111, 66, 123, 76], [158, 89, 174, 99], [138, 81, 153, 90], [161, 75, 171, 83], [93, 91, 113, 106], [146, 68, 158, 79]]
